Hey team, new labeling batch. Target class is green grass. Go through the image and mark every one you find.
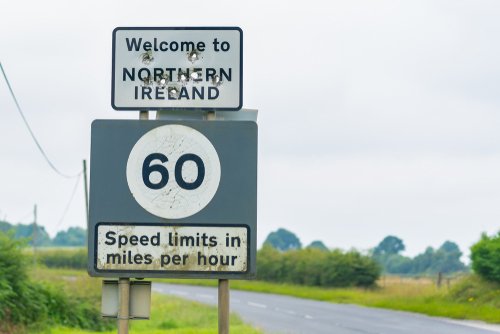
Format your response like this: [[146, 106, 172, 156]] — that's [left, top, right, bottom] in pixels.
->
[[29, 268, 262, 334], [48, 294, 262, 334], [156, 276, 500, 324]]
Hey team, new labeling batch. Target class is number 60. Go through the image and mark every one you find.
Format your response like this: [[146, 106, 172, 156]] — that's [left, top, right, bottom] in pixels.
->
[[142, 153, 205, 190]]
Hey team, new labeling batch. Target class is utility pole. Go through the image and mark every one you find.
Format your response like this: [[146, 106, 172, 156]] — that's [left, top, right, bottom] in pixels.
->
[[83, 159, 89, 229], [33, 204, 37, 265]]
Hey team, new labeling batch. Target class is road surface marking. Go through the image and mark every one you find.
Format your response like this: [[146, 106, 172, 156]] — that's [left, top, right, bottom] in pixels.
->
[[446, 320, 500, 333], [248, 302, 267, 308], [197, 294, 214, 299]]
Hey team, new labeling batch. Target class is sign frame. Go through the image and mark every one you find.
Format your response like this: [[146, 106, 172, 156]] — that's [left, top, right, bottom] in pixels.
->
[[111, 26, 243, 111], [87, 120, 257, 280]]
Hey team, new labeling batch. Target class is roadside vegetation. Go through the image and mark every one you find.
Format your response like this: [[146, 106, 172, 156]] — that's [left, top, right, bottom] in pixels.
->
[[0, 232, 111, 334], [24, 231, 500, 324], [471, 232, 500, 283], [36, 270, 261, 334], [257, 245, 380, 287], [4, 226, 500, 330], [0, 231, 262, 334], [50, 293, 261, 334]]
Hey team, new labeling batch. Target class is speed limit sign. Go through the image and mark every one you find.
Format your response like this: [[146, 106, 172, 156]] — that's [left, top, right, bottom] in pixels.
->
[[126, 124, 221, 219], [88, 120, 257, 279]]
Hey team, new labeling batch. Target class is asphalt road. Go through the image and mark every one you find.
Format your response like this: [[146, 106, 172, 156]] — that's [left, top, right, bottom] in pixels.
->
[[153, 282, 500, 334]]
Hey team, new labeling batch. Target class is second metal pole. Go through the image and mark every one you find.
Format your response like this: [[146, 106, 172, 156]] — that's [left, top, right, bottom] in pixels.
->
[[218, 279, 230, 334], [208, 111, 229, 334]]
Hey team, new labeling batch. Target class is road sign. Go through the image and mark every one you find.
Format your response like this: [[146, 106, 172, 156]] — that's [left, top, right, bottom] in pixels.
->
[[88, 120, 257, 279], [126, 124, 221, 219], [111, 27, 243, 111]]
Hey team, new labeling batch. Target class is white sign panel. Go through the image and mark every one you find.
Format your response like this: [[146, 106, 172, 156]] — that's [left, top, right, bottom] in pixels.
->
[[112, 27, 243, 111], [96, 224, 248, 273], [126, 124, 221, 219]]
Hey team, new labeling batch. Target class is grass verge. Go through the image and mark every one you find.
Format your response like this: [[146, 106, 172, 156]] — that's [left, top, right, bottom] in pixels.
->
[[29, 268, 262, 334], [49, 294, 261, 334]]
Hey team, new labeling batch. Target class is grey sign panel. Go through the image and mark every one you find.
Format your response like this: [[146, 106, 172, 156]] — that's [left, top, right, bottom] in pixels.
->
[[88, 120, 257, 279], [112, 27, 243, 111]]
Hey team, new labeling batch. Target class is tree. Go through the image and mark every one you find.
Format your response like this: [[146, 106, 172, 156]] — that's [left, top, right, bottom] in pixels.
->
[[53, 227, 86, 246], [431, 241, 466, 274], [12, 223, 52, 246], [373, 236, 405, 256], [471, 232, 500, 283], [307, 240, 328, 251], [373, 238, 466, 275], [0, 220, 13, 232], [439, 241, 460, 254], [381, 254, 413, 274], [264, 228, 301, 251]]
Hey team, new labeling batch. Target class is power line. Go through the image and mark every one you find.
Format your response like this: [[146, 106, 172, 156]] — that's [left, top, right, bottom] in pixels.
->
[[0, 62, 81, 178], [14, 208, 35, 224], [55, 172, 83, 230]]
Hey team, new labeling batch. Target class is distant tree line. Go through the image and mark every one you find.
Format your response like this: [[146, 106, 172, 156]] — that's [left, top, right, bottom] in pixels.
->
[[372, 236, 467, 275], [0, 220, 86, 247], [262, 228, 472, 285]]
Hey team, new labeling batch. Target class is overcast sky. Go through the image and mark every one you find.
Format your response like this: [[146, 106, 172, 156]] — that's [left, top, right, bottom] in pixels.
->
[[1, 0, 500, 258]]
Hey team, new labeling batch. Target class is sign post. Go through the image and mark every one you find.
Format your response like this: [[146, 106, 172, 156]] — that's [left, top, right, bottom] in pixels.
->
[[118, 277, 130, 334], [218, 279, 230, 334], [90, 26, 255, 334]]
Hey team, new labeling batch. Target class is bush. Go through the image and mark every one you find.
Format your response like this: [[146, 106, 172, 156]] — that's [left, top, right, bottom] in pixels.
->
[[0, 231, 34, 325], [257, 246, 380, 287], [0, 231, 110, 333], [471, 232, 500, 283]]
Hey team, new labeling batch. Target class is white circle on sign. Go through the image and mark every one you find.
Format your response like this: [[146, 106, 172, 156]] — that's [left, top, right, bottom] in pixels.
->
[[126, 124, 221, 219]]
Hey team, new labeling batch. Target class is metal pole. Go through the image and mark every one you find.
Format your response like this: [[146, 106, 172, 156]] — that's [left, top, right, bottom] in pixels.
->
[[83, 159, 89, 229], [118, 278, 130, 334], [218, 279, 230, 334], [207, 111, 230, 334], [117, 110, 148, 334], [211, 110, 230, 334]]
